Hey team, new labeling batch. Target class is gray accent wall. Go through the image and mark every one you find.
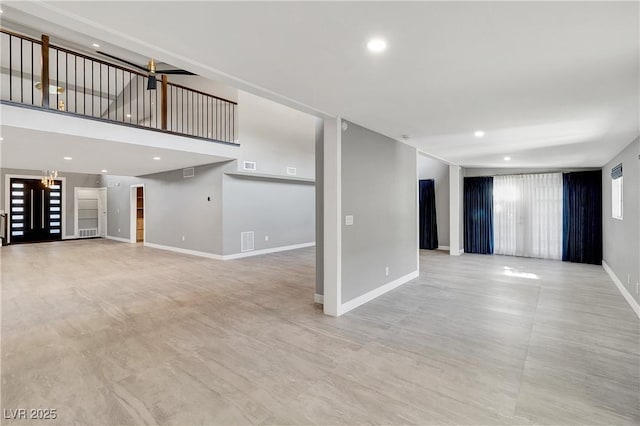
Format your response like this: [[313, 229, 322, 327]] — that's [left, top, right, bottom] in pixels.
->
[[1, 168, 101, 238], [418, 155, 450, 247], [341, 121, 418, 303], [104, 160, 315, 257], [602, 137, 639, 304], [103, 163, 225, 254], [222, 174, 315, 255]]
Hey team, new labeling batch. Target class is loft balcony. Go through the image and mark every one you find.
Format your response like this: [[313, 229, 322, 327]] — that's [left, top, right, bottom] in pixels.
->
[[0, 29, 238, 146]]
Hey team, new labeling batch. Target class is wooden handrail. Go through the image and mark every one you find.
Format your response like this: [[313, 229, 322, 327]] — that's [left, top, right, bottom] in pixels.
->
[[167, 81, 237, 105], [0, 28, 41, 44], [1, 28, 238, 144], [48, 43, 149, 78]]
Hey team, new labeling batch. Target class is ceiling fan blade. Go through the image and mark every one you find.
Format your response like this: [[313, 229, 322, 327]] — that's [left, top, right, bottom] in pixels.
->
[[96, 51, 148, 72], [157, 69, 196, 75]]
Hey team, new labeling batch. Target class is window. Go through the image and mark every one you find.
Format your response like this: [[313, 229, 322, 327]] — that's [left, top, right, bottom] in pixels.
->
[[612, 176, 623, 220], [611, 163, 623, 220]]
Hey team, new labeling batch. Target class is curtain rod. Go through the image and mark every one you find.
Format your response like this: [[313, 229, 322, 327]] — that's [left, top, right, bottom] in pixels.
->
[[466, 168, 600, 178]]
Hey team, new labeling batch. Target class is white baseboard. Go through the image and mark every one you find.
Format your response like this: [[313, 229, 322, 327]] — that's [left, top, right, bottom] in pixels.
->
[[437, 246, 450, 251], [339, 269, 419, 315], [144, 242, 224, 260], [314, 293, 324, 304], [106, 236, 133, 243], [143, 241, 315, 261], [223, 242, 315, 260], [603, 260, 640, 318]]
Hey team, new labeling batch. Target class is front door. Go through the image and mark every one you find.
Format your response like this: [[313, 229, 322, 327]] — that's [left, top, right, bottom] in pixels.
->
[[9, 178, 63, 243]]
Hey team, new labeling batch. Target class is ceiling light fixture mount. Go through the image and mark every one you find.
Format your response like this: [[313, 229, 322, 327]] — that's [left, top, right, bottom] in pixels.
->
[[504, 156, 511, 161], [474, 130, 485, 138], [92, 43, 100, 48], [367, 38, 387, 53], [153, 156, 161, 160], [63, 156, 72, 160]]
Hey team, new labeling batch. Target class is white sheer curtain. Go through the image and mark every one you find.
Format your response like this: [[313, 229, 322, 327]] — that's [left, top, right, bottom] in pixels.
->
[[493, 173, 563, 260]]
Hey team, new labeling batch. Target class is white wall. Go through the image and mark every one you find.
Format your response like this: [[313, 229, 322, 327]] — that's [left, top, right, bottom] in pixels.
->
[[236, 91, 316, 179]]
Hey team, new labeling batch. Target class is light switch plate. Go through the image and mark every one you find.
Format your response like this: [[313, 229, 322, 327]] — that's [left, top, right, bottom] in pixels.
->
[[345, 215, 354, 226]]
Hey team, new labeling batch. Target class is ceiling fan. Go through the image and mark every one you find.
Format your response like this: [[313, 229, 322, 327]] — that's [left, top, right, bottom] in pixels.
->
[[96, 51, 196, 90]]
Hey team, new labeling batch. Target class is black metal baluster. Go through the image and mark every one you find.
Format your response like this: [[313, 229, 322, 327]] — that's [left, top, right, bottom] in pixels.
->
[[56, 49, 59, 109], [31, 40, 34, 105], [115, 66, 118, 120], [65, 52, 68, 110], [9, 35, 12, 101], [20, 39, 23, 103], [91, 59, 95, 117], [129, 72, 132, 122]]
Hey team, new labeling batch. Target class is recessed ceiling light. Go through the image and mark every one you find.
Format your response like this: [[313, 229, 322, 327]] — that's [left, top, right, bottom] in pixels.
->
[[63, 156, 72, 160], [367, 38, 387, 53], [0, 137, 3, 141], [474, 130, 485, 138], [153, 156, 161, 160], [101, 169, 108, 173], [126, 113, 132, 118], [504, 156, 511, 161], [92, 43, 100, 48]]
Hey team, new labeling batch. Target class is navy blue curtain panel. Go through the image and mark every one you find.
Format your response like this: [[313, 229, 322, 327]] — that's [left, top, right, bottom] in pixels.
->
[[419, 179, 438, 250], [562, 170, 602, 265], [464, 176, 494, 254]]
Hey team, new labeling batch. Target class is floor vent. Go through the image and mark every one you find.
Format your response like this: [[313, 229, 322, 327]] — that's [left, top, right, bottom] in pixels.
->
[[79, 228, 98, 238], [241, 231, 254, 252], [243, 161, 257, 171], [183, 167, 195, 178]]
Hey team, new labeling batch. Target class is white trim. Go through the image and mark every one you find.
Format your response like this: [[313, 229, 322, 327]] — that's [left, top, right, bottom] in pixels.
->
[[437, 245, 450, 251], [144, 242, 224, 260], [106, 235, 132, 243], [339, 270, 419, 315], [603, 261, 640, 318], [223, 242, 315, 260], [74, 187, 107, 238], [130, 184, 145, 243], [143, 241, 315, 261], [4, 173, 67, 243], [323, 117, 342, 316], [314, 293, 324, 304]]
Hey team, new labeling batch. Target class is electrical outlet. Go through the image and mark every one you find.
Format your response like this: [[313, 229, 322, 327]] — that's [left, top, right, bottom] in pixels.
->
[[345, 215, 354, 226], [182, 235, 186, 241], [265, 235, 269, 241], [385, 266, 389, 276]]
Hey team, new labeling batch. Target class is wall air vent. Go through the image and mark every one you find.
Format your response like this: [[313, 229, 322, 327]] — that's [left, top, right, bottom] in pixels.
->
[[79, 228, 98, 238], [243, 161, 257, 171], [241, 231, 255, 252], [286, 167, 297, 176], [183, 167, 195, 178]]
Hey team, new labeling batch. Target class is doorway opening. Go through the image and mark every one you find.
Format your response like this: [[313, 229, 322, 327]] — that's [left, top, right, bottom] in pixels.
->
[[130, 185, 145, 243]]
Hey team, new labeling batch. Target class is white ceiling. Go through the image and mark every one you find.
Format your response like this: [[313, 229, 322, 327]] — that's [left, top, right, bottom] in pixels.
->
[[3, 1, 639, 168], [0, 126, 231, 177]]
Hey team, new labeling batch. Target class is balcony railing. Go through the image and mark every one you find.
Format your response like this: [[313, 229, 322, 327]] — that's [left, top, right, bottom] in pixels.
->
[[0, 29, 238, 144]]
